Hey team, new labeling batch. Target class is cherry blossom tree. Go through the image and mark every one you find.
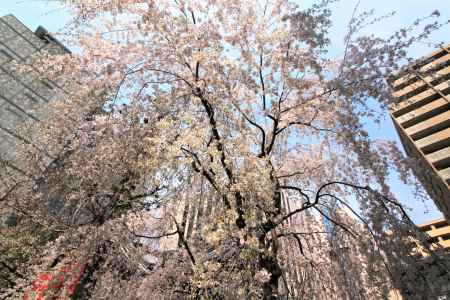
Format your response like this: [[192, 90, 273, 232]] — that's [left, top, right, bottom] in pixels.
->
[[1, 0, 449, 299]]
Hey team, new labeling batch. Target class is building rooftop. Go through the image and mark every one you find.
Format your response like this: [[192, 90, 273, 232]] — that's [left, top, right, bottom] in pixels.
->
[[389, 43, 450, 82], [0, 14, 70, 54]]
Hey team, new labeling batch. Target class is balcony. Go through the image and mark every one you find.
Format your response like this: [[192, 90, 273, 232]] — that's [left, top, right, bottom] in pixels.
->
[[391, 81, 450, 116], [398, 97, 450, 128], [405, 110, 450, 140], [392, 66, 450, 99], [416, 127, 450, 154], [439, 166, 450, 182]]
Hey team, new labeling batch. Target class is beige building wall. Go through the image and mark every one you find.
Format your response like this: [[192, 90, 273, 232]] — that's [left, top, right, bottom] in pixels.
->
[[418, 218, 450, 251], [389, 218, 450, 299], [417, 218, 450, 298], [158, 177, 216, 252], [389, 44, 450, 221]]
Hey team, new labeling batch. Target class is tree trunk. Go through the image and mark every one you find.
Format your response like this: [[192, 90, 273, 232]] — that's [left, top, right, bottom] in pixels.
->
[[259, 243, 282, 299]]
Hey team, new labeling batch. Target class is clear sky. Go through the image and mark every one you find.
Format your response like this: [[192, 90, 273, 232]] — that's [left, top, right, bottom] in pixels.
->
[[1, 0, 449, 224]]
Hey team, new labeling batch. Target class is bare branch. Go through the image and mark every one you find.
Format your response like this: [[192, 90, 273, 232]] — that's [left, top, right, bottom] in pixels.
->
[[171, 215, 196, 264], [314, 206, 357, 238], [232, 104, 266, 157], [133, 231, 178, 240], [259, 53, 267, 110]]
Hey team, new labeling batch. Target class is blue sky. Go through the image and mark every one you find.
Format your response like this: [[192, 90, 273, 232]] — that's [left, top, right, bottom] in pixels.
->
[[1, 0, 449, 224]]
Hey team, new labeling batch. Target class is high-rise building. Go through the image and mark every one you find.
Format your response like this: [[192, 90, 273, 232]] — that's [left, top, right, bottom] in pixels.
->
[[0, 14, 69, 194], [418, 217, 450, 251], [407, 218, 450, 299], [386, 218, 450, 300], [389, 44, 450, 221]]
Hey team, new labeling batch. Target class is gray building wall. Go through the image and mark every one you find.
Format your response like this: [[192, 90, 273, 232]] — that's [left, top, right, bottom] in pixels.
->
[[0, 14, 69, 193]]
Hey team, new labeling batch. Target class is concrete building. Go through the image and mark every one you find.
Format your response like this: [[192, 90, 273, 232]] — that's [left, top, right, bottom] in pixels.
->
[[389, 44, 450, 221], [387, 218, 450, 300], [418, 217, 450, 251], [413, 218, 450, 299], [0, 14, 69, 194]]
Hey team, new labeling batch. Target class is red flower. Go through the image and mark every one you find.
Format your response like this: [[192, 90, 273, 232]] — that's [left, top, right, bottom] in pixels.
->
[[60, 265, 72, 273], [38, 274, 52, 282], [32, 282, 49, 292]]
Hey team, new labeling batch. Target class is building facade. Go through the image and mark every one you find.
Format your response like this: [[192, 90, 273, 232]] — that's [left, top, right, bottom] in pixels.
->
[[389, 44, 450, 221], [386, 218, 450, 300], [0, 14, 69, 195], [414, 218, 450, 299], [418, 218, 450, 251]]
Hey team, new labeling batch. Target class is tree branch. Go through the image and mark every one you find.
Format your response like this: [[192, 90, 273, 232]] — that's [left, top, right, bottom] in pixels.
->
[[133, 231, 178, 240], [193, 91, 246, 228], [259, 53, 267, 110], [315, 181, 412, 223], [277, 164, 322, 179], [181, 146, 231, 209], [277, 232, 305, 256], [314, 206, 357, 238], [279, 185, 311, 203], [129, 185, 166, 201], [171, 215, 196, 264], [265, 115, 280, 156]]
